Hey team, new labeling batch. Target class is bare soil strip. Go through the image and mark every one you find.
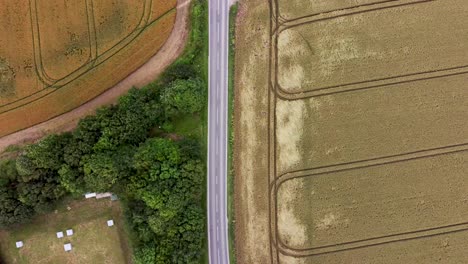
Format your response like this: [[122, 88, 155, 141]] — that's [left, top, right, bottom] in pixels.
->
[[0, 0, 191, 153]]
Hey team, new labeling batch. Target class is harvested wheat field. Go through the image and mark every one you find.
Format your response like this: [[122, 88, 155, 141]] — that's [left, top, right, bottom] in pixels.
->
[[234, 0, 468, 263], [0, 0, 176, 137]]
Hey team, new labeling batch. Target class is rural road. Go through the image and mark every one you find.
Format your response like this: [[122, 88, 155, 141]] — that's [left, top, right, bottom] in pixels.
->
[[207, 0, 230, 263]]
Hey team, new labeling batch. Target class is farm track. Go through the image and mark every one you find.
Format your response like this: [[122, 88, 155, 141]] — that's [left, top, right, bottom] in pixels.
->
[[0, 0, 191, 152], [0, 0, 167, 114], [266, 0, 467, 262]]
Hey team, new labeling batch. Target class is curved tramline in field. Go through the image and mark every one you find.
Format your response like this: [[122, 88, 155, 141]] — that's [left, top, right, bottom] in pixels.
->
[[274, 0, 468, 100], [0, 0, 177, 137]]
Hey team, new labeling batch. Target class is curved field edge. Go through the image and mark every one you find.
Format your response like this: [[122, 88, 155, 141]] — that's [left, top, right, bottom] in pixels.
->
[[0, 0, 188, 152]]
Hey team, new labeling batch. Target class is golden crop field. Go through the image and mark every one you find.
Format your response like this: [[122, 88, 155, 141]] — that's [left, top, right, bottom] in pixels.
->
[[234, 0, 468, 263], [0, 0, 176, 137]]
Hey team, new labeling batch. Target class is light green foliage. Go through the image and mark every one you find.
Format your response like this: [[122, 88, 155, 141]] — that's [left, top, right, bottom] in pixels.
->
[[22, 134, 71, 171], [0, 159, 18, 183], [133, 244, 157, 264], [161, 78, 205, 116], [83, 153, 121, 192], [58, 164, 85, 195]]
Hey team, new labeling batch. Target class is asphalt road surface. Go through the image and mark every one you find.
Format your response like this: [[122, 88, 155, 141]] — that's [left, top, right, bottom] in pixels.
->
[[207, 0, 230, 263]]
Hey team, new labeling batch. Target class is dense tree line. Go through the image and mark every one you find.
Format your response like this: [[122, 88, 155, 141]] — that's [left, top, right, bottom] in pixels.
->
[[0, 67, 206, 264]]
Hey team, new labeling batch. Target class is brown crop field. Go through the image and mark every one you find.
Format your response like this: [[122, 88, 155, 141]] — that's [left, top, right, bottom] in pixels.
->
[[234, 0, 468, 263], [0, 0, 176, 137]]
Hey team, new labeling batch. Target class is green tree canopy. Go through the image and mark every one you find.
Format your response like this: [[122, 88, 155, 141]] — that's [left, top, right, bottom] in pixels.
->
[[82, 146, 135, 192], [161, 78, 205, 116], [127, 138, 205, 263], [21, 134, 71, 171], [14, 135, 68, 213], [0, 183, 34, 227]]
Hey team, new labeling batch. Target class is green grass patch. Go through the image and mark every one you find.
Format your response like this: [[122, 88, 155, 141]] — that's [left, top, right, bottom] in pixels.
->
[[172, 114, 203, 138], [227, 3, 238, 264], [0, 199, 131, 264]]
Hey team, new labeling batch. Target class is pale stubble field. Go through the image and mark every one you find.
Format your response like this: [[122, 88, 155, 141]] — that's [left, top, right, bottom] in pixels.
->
[[235, 0, 468, 263]]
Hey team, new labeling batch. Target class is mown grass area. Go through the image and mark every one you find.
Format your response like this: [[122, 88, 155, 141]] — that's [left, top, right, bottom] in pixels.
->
[[0, 199, 131, 264], [172, 114, 203, 138], [228, 3, 238, 264]]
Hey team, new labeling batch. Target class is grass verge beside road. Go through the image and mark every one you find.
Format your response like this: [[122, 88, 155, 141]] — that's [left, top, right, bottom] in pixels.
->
[[164, 0, 209, 262], [228, 3, 238, 264]]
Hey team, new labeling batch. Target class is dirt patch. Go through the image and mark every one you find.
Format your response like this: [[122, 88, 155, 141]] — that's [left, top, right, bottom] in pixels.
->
[[277, 178, 306, 248], [276, 99, 306, 174], [277, 30, 306, 91], [0, 58, 15, 97]]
